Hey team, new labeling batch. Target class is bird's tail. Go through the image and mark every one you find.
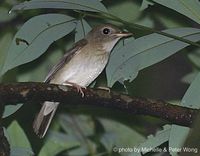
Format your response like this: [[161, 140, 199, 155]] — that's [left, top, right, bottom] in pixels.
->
[[33, 101, 59, 138]]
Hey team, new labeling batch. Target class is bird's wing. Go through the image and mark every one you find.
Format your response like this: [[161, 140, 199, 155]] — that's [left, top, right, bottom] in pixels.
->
[[44, 39, 88, 83]]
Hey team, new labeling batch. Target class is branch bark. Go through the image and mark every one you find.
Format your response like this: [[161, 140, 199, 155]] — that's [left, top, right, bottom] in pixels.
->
[[0, 82, 199, 127]]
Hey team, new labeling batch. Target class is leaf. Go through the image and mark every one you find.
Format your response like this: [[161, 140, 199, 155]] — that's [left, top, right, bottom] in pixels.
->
[[3, 104, 23, 118], [98, 118, 145, 147], [100, 132, 117, 153], [181, 70, 199, 84], [10, 0, 108, 13], [154, 14, 185, 28], [7, 121, 32, 150], [17, 49, 63, 82], [169, 72, 200, 156], [181, 72, 200, 109], [188, 48, 200, 68], [75, 19, 91, 42], [0, 14, 76, 77], [6, 0, 18, 5], [59, 114, 96, 155], [180, 113, 200, 156], [10, 147, 34, 156], [67, 140, 96, 156], [134, 125, 171, 156], [106, 28, 200, 87], [2, 128, 33, 156], [135, 15, 155, 28], [68, 146, 89, 156], [112, 36, 136, 51], [0, 33, 13, 77], [108, 0, 140, 22], [59, 114, 95, 137], [106, 37, 135, 86], [0, 7, 16, 22], [39, 132, 80, 156], [140, 0, 154, 11], [152, 0, 200, 24]]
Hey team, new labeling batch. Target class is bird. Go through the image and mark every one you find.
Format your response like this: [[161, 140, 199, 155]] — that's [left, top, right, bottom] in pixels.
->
[[33, 24, 132, 138]]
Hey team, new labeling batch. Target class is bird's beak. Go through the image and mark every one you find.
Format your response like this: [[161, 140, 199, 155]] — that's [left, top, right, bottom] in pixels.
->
[[114, 32, 133, 37]]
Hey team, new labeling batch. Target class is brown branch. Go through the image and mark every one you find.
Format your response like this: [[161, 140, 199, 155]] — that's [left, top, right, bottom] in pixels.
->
[[0, 82, 199, 127]]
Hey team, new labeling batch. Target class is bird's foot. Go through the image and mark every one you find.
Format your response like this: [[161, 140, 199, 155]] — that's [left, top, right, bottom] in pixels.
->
[[63, 81, 85, 97], [74, 84, 85, 97]]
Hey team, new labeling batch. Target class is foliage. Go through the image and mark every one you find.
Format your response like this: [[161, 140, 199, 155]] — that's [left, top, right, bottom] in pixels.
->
[[0, 0, 200, 155]]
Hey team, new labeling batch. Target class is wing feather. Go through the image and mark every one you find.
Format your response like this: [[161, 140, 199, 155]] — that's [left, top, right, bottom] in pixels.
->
[[44, 39, 88, 83]]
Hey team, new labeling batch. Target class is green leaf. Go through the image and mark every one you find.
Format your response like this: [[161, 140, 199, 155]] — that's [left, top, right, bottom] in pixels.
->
[[98, 118, 145, 147], [0, 7, 16, 22], [181, 72, 200, 109], [68, 146, 89, 156], [75, 19, 91, 42], [140, 0, 154, 11], [59, 114, 96, 155], [3, 104, 23, 118], [188, 48, 200, 68], [181, 70, 199, 84], [39, 132, 80, 156], [10, 147, 34, 156], [106, 28, 200, 87], [135, 125, 171, 156], [67, 140, 96, 156], [0, 33, 13, 77], [112, 36, 136, 51], [169, 72, 200, 156], [1, 14, 76, 77], [7, 121, 32, 150], [181, 113, 200, 156], [100, 132, 117, 153], [59, 114, 95, 137], [10, 0, 108, 13], [6, 0, 18, 5], [2, 128, 32, 156], [135, 15, 155, 28], [106, 37, 135, 86], [108, 0, 140, 22], [154, 12, 190, 28], [152, 0, 200, 24], [17, 49, 63, 82]]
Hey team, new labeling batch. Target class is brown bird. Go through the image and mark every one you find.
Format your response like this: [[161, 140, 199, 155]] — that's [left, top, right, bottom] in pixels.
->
[[33, 24, 132, 138]]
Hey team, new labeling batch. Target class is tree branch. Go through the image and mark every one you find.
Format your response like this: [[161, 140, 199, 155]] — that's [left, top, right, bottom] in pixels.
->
[[0, 82, 199, 127]]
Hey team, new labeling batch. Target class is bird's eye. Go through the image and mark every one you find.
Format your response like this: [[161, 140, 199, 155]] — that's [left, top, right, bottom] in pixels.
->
[[102, 28, 111, 35]]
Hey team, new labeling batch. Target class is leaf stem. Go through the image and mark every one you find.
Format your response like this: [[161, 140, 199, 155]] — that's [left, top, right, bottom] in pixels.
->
[[76, 11, 200, 48]]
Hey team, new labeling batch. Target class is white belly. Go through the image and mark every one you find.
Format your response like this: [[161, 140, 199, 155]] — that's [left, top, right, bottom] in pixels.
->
[[50, 52, 109, 87]]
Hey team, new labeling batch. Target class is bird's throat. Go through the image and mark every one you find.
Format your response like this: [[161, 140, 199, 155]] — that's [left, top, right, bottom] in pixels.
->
[[102, 38, 120, 52]]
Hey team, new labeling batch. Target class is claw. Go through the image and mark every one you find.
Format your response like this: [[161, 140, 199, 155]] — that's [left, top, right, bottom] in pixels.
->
[[63, 81, 85, 97], [75, 85, 85, 97]]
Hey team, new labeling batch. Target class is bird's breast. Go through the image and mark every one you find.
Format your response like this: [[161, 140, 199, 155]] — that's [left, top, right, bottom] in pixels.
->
[[50, 51, 109, 87]]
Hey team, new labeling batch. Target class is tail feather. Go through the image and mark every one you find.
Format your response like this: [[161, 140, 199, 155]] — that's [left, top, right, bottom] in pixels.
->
[[33, 102, 59, 138]]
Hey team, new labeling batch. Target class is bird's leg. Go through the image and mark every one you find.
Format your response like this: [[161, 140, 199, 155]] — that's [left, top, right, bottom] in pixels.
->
[[63, 81, 86, 97]]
